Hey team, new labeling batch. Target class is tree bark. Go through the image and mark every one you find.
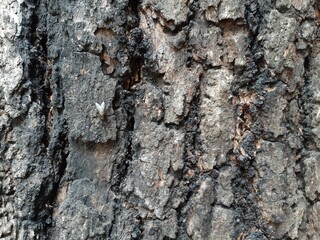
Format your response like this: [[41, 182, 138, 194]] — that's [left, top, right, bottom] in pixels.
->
[[1, 0, 320, 239]]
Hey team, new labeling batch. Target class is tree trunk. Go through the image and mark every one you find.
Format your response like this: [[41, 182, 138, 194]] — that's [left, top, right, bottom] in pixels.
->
[[1, 0, 320, 239]]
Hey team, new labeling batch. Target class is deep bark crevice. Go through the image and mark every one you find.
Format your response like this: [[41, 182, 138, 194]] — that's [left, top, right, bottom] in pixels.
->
[[298, 49, 316, 208], [230, 1, 271, 238], [19, 0, 69, 237], [110, 0, 144, 193], [108, 0, 147, 237], [299, 54, 313, 151], [21, 1, 50, 231]]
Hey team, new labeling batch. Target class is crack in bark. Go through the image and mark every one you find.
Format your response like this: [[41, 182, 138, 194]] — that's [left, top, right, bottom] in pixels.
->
[[110, 0, 143, 192], [18, 0, 69, 237], [298, 42, 317, 209], [107, 0, 146, 238], [230, 1, 271, 238]]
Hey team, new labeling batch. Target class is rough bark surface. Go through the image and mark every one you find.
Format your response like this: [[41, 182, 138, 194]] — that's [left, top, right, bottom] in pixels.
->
[[1, 0, 320, 239]]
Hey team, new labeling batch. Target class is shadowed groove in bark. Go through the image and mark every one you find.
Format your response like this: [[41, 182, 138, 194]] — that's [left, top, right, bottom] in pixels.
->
[[111, 0, 147, 186], [230, 1, 272, 238], [165, 0, 210, 237], [21, 1, 51, 234], [298, 32, 318, 209], [110, 0, 144, 193], [126, 0, 145, 90], [107, 0, 147, 238], [176, 74, 203, 237], [19, 0, 69, 236]]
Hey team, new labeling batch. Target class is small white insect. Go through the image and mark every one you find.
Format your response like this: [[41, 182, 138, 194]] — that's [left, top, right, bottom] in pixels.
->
[[95, 102, 106, 118], [316, 107, 320, 119]]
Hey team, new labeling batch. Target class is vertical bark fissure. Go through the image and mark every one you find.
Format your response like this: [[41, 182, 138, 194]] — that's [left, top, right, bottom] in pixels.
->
[[176, 73, 203, 237], [20, 2, 52, 235], [231, 1, 271, 238], [111, 0, 143, 191], [169, 1, 208, 237], [19, 0, 69, 236], [108, 0, 145, 238], [298, 23, 318, 208]]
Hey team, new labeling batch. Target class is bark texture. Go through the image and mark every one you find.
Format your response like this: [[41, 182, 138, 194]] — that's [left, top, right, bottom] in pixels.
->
[[1, 0, 320, 239]]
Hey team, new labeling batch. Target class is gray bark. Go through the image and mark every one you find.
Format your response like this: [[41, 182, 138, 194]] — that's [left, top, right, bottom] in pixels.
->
[[1, 0, 320, 239]]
